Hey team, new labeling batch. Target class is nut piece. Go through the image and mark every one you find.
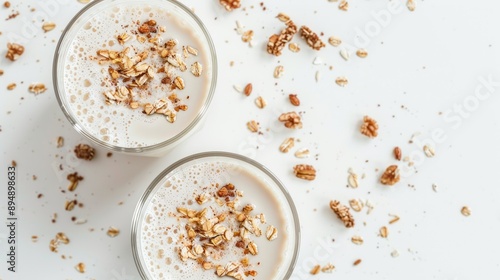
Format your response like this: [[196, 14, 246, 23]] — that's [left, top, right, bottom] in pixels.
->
[[394, 147, 402, 161], [293, 164, 316, 181], [356, 49, 368, 58], [28, 83, 47, 95], [379, 226, 388, 238], [360, 116, 378, 138], [353, 259, 362, 266], [335, 77, 348, 87], [267, 20, 298, 56], [461, 206, 471, 217], [328, 36, 342, 47], [279, 111, 303, 129], [247, 120, 259, 133], [107, 227, 120, 237], [380, 165, 400, 185], [289, 94, 300, 106], [6, 43, 25, 61], [329, 200, 355, 228], [219, 0, 241, 11], [74, 144, 95, 161], [255, 96, 267, 109], [243, 83, 253, 96], [42, 22, 56, 32], [299, 26, 325, 50], [75, 262, 86, 273], [7, 83, 16, 90], [310, 265, 321, 275], [279, 137, 295, 153]]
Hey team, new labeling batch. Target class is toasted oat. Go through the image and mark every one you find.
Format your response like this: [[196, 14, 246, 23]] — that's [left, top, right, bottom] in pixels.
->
[[461, 206, 471, 217], [330, 200, 355, 228], [42, 22, 56, 32], [299, 26, 325, 50], [57, 136, 64, 148], [267, 20, 298, 56], [241, 30, 254, 43], [247, 120, 259, 133], [74, 144, 95, 161], [356, 49, 368, 58], [289, 94, 300, 106], [349, 199, 363, 212], [335, 76, 348, 87], [6, 43, 24, 61], [219, 0, 241, 11], [279, 137, 295, 153], [351, 235, 363, 245], [380, 165, 400, 185], [107, 227, 120, 237], [322, 263, 335, 273], [274, 65, 284, 78], [65, 200, 77, 211], [244, 83, 253, 96], [247, 242, 258, 255], [289, 43, 300, 52], [379, 226, 388, 238], [328, 36, 342, 47], [294, 148, 310, 159], [348, 172, 359, 188], [279, 111, 302, 129], [360, 116, 378, 138], [339, 0, 349, 11], [423, 145, 435, 157], [276, 13, 290, 22], [191, 62, 202, 77], [174, 76, 185, 90], [266, 225, 278, 241], [310, 265, 321, 275], [67, 172, 83, 192], [7, 83, 16, 90], [394, 147, 402, 161], [293, 164, 316, 180], [254, 96, 267, 109], [75, 262, 86, 273], [29, 83, 47, 94], [407, 0, 416, 11]]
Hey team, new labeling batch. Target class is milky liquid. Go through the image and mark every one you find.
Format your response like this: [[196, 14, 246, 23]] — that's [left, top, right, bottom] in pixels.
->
[[61, 2, 212, 148], [137, 158, 297, 279]]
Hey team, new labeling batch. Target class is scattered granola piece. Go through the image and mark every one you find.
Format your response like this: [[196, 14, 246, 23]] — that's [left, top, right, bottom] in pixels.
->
[[389, 215, 400, 224], [294, 148, 310, 159], [289, 43, 300, 52], [4, 1, 10, 8], [6, 43, 24, 61], [289, 94, 300, 106], [360, 116, 378, 138], [339, 48, 350, 61], [65, 200, 77, 211], [254, 96, 267, 109], [391, 250, 400, 258], [329, 200, 355, 228], [42, 22, 56, 32], [407, 0, 416, 11], [241, 30, 254, 43], [267, 20, 298, 56], [335, 76, 348, 87], [328, 36, 342, 47], [191, 62, 203, 77], [265, 225, 278, 241], [279, 137, 295, 153], [74, 144, 95, 161], [67, 172, 83, 192], [380, 165, 400, 185], [243, 83, 253, 96], [339, 0, 349, 11], [299, 26, 325, 50], [0, 69, 4, 76], [293, 164, 316, 180], [220, 0, 241, 11], [351, 235, 363, 245], [7, 83, 16, 90], [278, 111, 302, 129], [394, 147, 402, 161], [379, 226, 388, 238], [28, 83, 47, 94], [461, 206, 471, 217], [348, 171, 359, 188], [310, 265, 321, 275], [247, 120, 259, 133], [107, 227, 120, 237], [75, 262, 86, 273], [322, 263, 335, 273], [432, 183, 438, 192], [353, 259, 362, 266], [349, 199, 363, 212], [276, 13, 290, 22], [356, 49, 368, 58], [274, 65, 284, 78], [423, 145, 435, 157], [57, 136, 64, 148], [32, 235, 38, 242]]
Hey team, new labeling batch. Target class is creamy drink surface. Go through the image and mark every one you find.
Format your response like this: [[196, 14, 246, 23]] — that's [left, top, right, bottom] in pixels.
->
[[138, 159, 296, 279], [62, 3, 211, 148]]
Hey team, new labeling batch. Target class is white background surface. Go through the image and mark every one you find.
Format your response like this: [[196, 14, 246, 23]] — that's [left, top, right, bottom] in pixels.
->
[[1, 0, 500, 279]]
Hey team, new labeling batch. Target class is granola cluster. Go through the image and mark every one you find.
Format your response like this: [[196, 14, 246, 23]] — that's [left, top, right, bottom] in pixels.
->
[[380, 165, 400, 185], [94, 19, 202, 123], [278, 111, 303, 129], [74, 144, 95, 161], [174, 183, 278, 279], [360, 115, 379, 138], [329, 200, 355, 228], [220, 0, 241, 11], [267, 20, 298, 56], [299, 26, 325, 51], [6, 43, 24, 61]]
